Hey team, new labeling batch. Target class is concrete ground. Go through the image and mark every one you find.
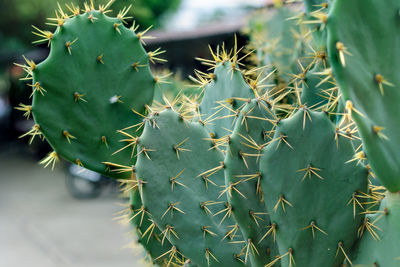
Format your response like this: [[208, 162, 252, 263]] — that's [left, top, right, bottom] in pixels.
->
[[0, 144, 143, 267]]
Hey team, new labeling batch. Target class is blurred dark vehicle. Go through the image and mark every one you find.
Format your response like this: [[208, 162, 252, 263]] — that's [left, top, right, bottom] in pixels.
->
[[66, 164, 119, 199]]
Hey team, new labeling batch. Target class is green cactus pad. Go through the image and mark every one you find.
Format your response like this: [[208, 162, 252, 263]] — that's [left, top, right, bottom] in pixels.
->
[[224, 98, 278, 266], [351, 192, 400, 266], [198, 62, 254, 139], [260, 109, 368, 267], [136, 109, 245, 267], [31, 10, 155, 178], [327, 0, 400, 192]]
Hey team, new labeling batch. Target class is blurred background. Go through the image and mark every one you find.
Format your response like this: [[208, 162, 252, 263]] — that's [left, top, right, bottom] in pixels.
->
[[0, 0, 273, 266]]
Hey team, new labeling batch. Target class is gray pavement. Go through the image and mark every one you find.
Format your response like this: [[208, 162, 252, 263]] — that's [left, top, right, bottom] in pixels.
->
[[0, 146, 144, 267]]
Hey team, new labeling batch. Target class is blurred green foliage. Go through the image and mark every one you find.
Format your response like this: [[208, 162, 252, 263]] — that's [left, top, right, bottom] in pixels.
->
[[152, 71, 197, 104], [0, 0, 181, 46]]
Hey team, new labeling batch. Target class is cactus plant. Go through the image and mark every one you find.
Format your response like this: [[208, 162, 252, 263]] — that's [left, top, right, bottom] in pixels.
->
[[16, 0, 400, 266]]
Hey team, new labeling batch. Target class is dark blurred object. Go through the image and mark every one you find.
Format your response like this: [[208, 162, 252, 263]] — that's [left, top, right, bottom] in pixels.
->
[[66, 164, 120, 199], [147, 20, 248, 77], [0, 86, 11, 141]]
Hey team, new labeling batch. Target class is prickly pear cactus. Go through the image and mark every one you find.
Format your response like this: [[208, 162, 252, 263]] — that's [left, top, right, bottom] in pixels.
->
[[20, 3, 156, 178], [16, 0, 400, 266], [327, 0, 400, 192], [260, 109, 368, 267], [136, 109, 246, 266]]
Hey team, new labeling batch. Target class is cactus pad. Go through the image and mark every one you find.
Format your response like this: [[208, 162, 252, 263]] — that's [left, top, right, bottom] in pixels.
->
[[136, 109, 245, 266], [260, 109, 368, 266], [30, 9, 155, 177], [327, 0, 400, 192], [224, 98, 278, 266], [198, 62, 254, 139]]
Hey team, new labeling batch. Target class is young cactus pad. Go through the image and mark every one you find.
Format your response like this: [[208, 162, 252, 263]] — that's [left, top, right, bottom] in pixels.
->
[[224, 98, 278, 266], [136, 109, 245, 266], [260, 109, 368, 267], [327, 0, 400, 192], [29, 8, 155, 177], [198, 61, 254, 139]]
